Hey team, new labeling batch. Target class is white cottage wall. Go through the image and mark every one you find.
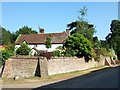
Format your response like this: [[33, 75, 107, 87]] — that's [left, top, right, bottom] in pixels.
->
[[15, 44, 63, 55]]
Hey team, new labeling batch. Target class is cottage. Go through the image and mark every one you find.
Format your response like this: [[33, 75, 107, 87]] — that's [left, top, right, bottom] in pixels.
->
[[15, 28, 69, 55]]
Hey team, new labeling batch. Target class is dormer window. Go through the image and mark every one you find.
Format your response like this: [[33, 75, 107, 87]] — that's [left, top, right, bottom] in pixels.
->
[[23, 40, 27, 44]]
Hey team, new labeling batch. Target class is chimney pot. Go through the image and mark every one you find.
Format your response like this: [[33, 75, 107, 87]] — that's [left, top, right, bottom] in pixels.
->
[[39, 28, 44, 34]]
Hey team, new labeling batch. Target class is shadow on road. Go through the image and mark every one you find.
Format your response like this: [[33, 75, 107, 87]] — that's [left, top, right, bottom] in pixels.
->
[[32, 66, 119, 89]]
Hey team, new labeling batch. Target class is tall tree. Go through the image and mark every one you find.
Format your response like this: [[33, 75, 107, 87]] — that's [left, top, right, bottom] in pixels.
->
[[92, 36, 100, 49], [14, 26, 38, 41], [106, 20, 120, 59], [0, 27, 13, 45], [67, 6, 96, 41], [100, 40, 109, 50], [78, 6, 87, 21]]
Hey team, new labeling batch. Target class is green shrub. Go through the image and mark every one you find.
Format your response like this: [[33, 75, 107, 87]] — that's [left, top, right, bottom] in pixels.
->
[[64, 34, 94, 58], [94, 48, 113, 61], [0, 50, 13, 67], [16, 43, 31, 55], [99, 48, 113, 57], [53, 50, 61, 57], [45, 37, 52, 49], [63, 49, 76, 57]]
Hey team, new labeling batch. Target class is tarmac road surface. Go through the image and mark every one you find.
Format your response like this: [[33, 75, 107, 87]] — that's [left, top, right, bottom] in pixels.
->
[[34, 66, 119, 89]]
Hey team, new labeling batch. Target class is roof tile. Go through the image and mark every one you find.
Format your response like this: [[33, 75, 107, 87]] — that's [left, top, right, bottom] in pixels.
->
[[15, 32, 69, 44]]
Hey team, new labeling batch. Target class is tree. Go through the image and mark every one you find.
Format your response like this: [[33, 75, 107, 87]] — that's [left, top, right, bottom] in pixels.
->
[[0, 27, 15, 62], [16, 43, 31, 55], [63, 33, 94, 59], [13, 26, 38, 42], [67, 7, 96, 41], [44, 37, 52, 49], [100, 40, 109, 50], [78, 6, 87, 21], [92, 36, 100, 49], [106, 20, 120, 59], [0, 27, 2, 45], [4, 42, 15, 53], [0, 27, 13, 45]]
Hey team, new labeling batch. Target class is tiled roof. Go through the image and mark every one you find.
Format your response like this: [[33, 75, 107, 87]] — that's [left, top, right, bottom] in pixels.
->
[[15, 31, 69, 44]]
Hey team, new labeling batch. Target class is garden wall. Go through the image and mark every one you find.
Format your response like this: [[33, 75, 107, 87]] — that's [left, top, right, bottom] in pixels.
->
[[47, 57, 95, 75], [2, 56, 112, 78], [2, 56, 38, 78]]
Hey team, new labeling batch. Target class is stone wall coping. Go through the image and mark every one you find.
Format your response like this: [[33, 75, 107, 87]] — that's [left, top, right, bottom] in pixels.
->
[[10, 56, 110, 61], [51, 56, 81, 59], [10, 56, 80, 59], [11, 56, 38, 59]]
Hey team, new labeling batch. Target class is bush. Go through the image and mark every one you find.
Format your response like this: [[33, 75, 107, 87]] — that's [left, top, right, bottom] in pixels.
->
[[53, 50, 61, 57], [0, 50, 13, 67], [45, 37, 52, 49], [99, 48, 113, 56], [4, 43, 15, 53], [94, 48, 113, 61], [16, 43, 31, 55], [64, 34, 94, 58], [63, 49, 76, 57]]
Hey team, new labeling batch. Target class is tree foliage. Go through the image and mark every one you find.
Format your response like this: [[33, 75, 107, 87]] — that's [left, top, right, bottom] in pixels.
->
[[16, 43, 31, 55], [106, 20, 120, 59], [67, 21, 96, 41], [0, 27, 13, 45], [16, 26, 38, 35], [100, 40, 109, 50], [67, 6, 96, 41], [78, 6, 87, 21], [53, 50, 61, 57], [13, 26, 38, 42], [4, 43, 15, 52], [92, 36, 100, 49], [63, 33, 94, 58], [45, 37, 52, 49], [0, 50, 14, 67]]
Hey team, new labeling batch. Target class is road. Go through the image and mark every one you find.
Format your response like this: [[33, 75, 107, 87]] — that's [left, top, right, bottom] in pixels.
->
[[2, 66, 119, 89], [34, 66, 119, 89]]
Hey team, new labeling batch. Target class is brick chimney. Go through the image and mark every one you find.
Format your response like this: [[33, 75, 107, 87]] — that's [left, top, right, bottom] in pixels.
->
[[39, 27, 44, 34]]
